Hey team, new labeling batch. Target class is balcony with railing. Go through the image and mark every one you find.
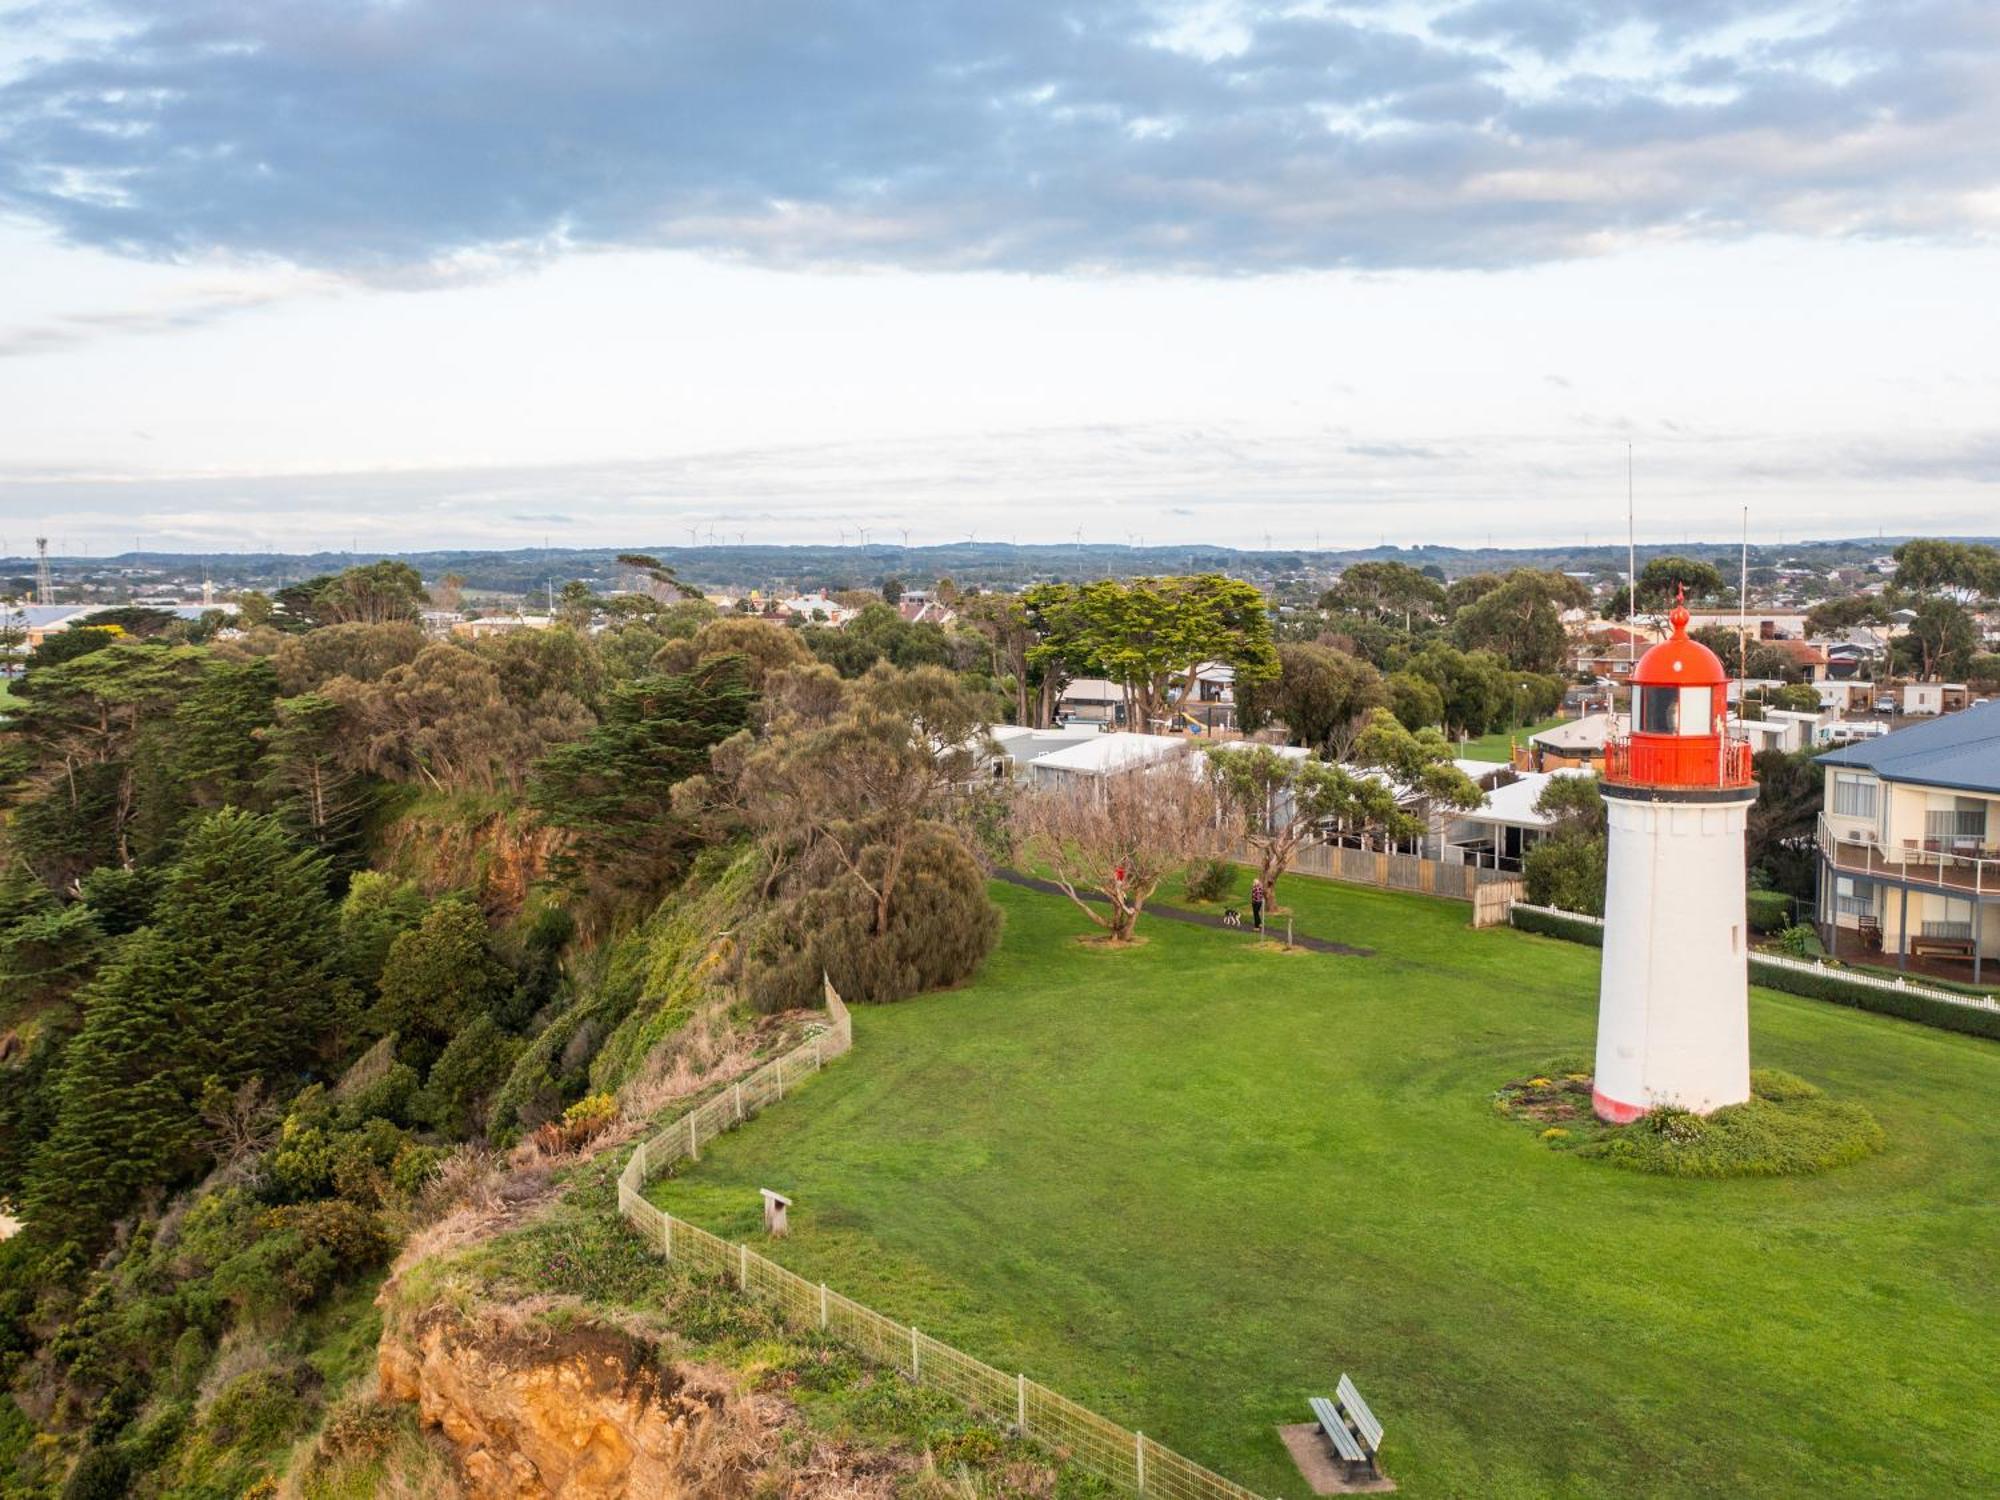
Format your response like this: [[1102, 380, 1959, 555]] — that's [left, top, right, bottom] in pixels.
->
[[1817, 813, 2000, 898], [1603, 733, 1755, 790]]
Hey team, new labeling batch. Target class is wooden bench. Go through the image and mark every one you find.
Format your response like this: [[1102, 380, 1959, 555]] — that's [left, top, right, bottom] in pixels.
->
[[1308, 1376, 1383, 1482], [1911, 935, 1976, 961]]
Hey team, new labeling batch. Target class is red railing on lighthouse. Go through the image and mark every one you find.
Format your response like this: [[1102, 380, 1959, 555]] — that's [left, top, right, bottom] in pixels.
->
[[1604, 732, 1754, 790]]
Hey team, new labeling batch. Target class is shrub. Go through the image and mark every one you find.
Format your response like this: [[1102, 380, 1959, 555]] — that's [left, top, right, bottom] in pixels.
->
[[1646, 1106, 1708, 1145], [1523, 835, 1606, 915], [1773, 924, 1817, 958], [741, 824, 1001, 1011], [1182, 858, 1238, 904], [415, 1014, 524, 1139], [59, 1445, 131, 1500], [1746, 889, 1792, 933], [533, 1092, 619, 1155]]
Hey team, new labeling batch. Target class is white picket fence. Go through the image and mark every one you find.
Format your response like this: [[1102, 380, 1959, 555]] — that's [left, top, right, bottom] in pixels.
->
[[1509, 902, 2000, 1014], [615, 979, 1274, 1500]]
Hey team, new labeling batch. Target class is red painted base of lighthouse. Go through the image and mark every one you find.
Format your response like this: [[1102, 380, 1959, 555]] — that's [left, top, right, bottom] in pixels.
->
[[1592, 1087, 1646, 1125]]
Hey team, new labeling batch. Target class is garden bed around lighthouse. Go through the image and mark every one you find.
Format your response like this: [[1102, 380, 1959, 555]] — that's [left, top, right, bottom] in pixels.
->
[[1493, 1062, 1886, 1177]]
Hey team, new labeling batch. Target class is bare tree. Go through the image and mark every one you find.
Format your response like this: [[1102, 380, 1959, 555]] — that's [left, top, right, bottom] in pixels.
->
[[1017, 768, 1238, 944]]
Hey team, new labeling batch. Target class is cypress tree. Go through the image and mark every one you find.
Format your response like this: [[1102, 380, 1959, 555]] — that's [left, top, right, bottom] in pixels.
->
[[23, 810, 344, 1245]]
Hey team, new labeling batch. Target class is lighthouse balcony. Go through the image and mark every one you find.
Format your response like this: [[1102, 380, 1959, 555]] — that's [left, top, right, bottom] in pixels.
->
[[1603, 732, 1755, 790]]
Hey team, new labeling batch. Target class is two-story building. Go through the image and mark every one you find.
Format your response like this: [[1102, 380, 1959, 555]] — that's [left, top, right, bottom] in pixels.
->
[[1814, 700, 2000, 983]]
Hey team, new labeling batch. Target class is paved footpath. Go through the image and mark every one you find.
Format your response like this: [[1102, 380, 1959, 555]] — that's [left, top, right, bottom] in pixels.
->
[[996, 869, 1374, 957]]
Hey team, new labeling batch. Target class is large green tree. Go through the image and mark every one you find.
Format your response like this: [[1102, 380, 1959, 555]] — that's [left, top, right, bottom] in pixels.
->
[[1235, 643, 1385, 754], [1607, 555, 1730, 618], [1320, 562, 1448, 633], [1450, 569, 1591, 674], [25, 811, 346, 1244], [1891, 539, 2000, 598], [531, 655, 756, 905], [1064, 574, 1278, 733]]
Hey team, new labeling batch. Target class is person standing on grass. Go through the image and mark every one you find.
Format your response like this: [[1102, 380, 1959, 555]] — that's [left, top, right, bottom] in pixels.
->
[[1250, 876, 1265, 933]]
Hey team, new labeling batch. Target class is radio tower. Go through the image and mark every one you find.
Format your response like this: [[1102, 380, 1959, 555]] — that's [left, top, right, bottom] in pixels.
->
[[34, 538, 53, 605]]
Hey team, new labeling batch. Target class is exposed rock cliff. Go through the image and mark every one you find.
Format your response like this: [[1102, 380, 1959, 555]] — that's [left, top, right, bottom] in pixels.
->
[[376, 1302, 762, 1499]]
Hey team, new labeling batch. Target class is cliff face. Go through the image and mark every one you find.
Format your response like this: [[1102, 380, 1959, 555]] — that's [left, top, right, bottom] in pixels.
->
[[377, 1303, 763, 1499]]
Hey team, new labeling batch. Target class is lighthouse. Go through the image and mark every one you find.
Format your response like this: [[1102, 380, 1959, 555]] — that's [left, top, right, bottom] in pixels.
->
[[1592, 593, 1758, 1124]]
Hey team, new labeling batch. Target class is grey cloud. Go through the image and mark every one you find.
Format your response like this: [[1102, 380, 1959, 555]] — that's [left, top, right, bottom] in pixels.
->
[[0, 2, 1993, 276]]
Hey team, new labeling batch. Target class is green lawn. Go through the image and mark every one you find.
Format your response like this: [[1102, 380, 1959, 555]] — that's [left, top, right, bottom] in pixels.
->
[[1458, 714, 1567, 762], [655, 875, 2000, 1499]]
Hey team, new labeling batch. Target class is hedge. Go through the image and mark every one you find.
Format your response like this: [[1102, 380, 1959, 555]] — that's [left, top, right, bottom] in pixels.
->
[[1508, 903, 2000, 1043], [1509, 903, 1603, 947], [1747, 959, 2000, 1042], [1746, 889, 1794, 934]]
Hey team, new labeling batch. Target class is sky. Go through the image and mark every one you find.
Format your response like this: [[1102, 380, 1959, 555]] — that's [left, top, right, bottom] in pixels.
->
[[1, 0, 1996, 556]]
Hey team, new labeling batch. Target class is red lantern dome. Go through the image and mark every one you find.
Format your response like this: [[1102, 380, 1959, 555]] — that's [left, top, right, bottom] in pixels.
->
[[1606, 592, 1754, 789]]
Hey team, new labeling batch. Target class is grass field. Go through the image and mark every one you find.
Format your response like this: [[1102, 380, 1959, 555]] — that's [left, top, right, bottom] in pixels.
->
[[1457, 713, 1567, 762], [656, 875, 2000, 1499]]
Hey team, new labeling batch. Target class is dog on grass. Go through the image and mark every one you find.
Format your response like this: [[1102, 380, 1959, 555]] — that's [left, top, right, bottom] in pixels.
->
[[1221, 908, 1242, 928]]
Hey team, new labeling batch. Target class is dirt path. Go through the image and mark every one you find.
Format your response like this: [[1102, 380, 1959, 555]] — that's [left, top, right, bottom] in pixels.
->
[[996, 870, 1374, 956]]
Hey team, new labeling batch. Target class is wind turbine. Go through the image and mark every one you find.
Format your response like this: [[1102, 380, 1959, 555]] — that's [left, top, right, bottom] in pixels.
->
[[838, 527, 849, 545]]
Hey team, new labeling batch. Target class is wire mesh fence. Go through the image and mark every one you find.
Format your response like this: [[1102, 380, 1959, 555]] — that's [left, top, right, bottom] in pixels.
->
[[615, 977, 1272, 1500]]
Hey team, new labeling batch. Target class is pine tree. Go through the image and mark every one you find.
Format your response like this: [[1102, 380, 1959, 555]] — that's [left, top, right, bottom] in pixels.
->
[[23, 810, 344, 1245]]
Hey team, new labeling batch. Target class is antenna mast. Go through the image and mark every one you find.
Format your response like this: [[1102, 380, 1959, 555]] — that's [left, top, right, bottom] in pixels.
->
[[1625, 445, 1636, 669], [1739, 506, 1749, 686], [34, 538, 53, 605]]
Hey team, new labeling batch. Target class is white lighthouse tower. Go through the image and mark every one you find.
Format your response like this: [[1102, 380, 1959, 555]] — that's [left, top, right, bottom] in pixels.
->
[[1592, 594, 1758, 1123]]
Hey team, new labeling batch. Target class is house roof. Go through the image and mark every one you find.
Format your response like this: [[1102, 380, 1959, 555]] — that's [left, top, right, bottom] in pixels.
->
[[1462, 769, 1592, 832], [1816, 699, 2000, 795], [1058, 677, 1123, 701], [1765, 638, 1827, 667], [1029, 731, 1190, 777], [1531, 712, 1621, 752]]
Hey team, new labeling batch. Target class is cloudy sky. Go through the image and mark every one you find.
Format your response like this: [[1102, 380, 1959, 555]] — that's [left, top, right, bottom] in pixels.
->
[[2, 0, 1996, 555]]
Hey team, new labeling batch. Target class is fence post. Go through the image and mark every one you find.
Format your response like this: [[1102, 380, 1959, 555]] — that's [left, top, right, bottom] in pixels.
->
[[819, 1283, 829, 1331], [734, 1082, 744, 1123], [739, 1243, 749, 1291], [663, 1213, 673, 1258], [1016, 1374, 1027, 1434], [777, 1057, 785, 1100], [688, 1113, 699, 1163], [1136, 1432, 1146, 1492], [911, 1326, 921, 1380]]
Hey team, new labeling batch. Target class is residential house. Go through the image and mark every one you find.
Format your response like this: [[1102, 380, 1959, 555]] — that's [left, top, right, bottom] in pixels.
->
[[1442, 769, 1592, 872], [983, 724, 1111, 781], [452, 613, 553, 639], [1055, 677, 1126, 728], [1024, 731, 1192, 788], [1815, 700, 2000, 982], [1515, 712, 1619, 772]]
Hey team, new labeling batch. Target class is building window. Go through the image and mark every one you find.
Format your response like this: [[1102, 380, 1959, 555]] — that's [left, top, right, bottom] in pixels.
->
[[1925, 799, 1988, 846], [1831, 774, 1877, 820], [1637, 686, 1680, 734], [1833, 876, 1876, 919]]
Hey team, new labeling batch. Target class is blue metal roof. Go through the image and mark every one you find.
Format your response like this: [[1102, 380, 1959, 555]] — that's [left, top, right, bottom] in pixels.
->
[[1816, 699, 2000, 795]]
